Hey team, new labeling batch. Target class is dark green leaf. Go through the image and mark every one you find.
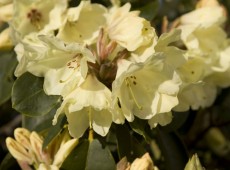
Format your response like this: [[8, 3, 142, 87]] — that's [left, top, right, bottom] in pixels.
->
[[22, 102, 61, 131], [0, 153, 20, 170], [129, 118, 152, 142], [139, 1, 159, 21], [43, 114, 67, 149], [86, 139, 116, 170], [68, 0, 81, 7], [61, 140, 89, 170], [156, 128, 188, 170], [0, 50, 17, 105], [116, 124, 146, 162], [12, 72, 61, 116]]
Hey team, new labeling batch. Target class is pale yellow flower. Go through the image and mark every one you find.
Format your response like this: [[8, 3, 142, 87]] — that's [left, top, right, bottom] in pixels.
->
[[112, 54, 181, 125], [57, 1, 107, 45], [14, 35, 96, 97], [54, 74, 113, 138], [11, 0, 68, 42], [106, 3, 156, 51]]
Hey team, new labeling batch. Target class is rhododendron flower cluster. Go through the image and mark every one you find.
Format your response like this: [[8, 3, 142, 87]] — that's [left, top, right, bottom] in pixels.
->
[[5, 0, 230, 139]]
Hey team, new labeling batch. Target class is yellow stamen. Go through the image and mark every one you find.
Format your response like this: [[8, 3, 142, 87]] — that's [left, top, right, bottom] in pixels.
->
[[125, 78, 142, 110]]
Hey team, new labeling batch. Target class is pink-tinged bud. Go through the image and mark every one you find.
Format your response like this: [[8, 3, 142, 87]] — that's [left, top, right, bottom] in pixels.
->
[[30, 132, 51, 165]]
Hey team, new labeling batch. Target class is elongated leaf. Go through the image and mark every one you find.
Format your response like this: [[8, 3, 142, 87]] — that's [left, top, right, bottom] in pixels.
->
[[0, 50, 17, 105], [116, 124, 146, 162], [61, 140, 89, 170], [86, 139, 116, 170], [129, 118, 152, 142], [0, 153, 20, 170], [156, 128, 188, 170], [43, 114, 67, 149], [139, 1, 159, 21], [12, 72, 61, 116]]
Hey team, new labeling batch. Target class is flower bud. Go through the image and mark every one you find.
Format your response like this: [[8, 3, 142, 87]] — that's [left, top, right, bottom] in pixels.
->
[[5, 137, 33, 164], [204, 127, 230, 156], [14, 128, 31, 150], [52, 139, 78, 167], [184, 154, 204, 170], [128, 153, 157, 170], [38, 163, 59, 170], [30, 132, 51, 164]]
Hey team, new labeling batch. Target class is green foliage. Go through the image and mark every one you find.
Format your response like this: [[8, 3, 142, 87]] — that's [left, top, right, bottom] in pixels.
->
[[0, 50, 17, 105], [22, 103, 60, 131], [138, 1, 159, 21], [129, 118, 152, 142], [12, 72, 61, 116], [61, 140, 89, 170], [86, 139, 116, 170], [43, 114, 67, 149], [156, 128, 188, 170], [61, 139, 116, 170], [116, 124, 146, 162]]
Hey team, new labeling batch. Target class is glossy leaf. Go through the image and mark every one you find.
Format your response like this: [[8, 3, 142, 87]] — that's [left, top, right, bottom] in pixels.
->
[[86, 139, 116, 170], [129, 118, 152, 142], [156, 128, 188, 170], [12, 72, 61, 116], [0, 50, 17, 105], [61, 139, 115, 170], [43, 114, 67, 149], [22, 102, 60, 131], [116, 124, 146, 162], [139, 1, 159, 21], [61, 140, 89, 170]]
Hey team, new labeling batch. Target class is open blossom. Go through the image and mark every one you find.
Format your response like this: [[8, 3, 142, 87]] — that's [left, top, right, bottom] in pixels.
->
[[106, 3, 156, 51], [54, 74, 113, 138], [10, 0, 68, 43], [13, 1, 186, 137], [112, 53, 181, 127], [57, 1, 107, 45], [170, 0, 230, 111], [14, 35, 95, 97], [6, 128, 78, 170]]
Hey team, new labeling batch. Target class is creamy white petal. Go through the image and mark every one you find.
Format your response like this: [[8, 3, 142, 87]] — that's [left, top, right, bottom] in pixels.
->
[[92, 109, 112, 136], [66, 108, 90, 138], [148, 112, 173, 128]]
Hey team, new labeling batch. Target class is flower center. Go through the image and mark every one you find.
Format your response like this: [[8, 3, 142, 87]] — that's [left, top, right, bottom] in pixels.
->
[[27, 9, 42, 30], [66, 54, 82, 69], [59, 54, 83, 83]]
